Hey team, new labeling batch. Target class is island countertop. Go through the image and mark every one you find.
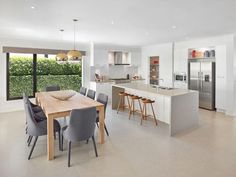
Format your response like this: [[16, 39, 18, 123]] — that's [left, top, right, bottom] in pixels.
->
[[112, 83, 197, 97], [112, 83, 199, 136]]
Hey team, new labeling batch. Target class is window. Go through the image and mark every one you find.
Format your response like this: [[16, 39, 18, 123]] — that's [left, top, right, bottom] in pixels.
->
[[6, 53, 82, 100]]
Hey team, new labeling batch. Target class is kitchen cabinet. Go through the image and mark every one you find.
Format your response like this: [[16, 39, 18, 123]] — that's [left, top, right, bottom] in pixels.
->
[[90, 82, 114, 103], [174, 82, 188, 89], [131, 79, 145, 84], [130, 51, 141, 66], [174, 48, 188, 73], [215, 45, 227, 111]]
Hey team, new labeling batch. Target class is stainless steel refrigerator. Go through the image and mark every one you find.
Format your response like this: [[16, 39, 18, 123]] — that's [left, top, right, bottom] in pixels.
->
[[188, 60, 215, 110]]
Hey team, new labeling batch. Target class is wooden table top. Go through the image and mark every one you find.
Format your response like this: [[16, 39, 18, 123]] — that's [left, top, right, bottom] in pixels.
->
[[35, 90, 104, 117]]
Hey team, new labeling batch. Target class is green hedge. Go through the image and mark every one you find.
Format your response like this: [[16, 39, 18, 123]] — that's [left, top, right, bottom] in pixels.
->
[[9, 75, 33, 97], [9, 56, 82, 98], [37, 75, 82, 92], [9, 57, 82, 76]]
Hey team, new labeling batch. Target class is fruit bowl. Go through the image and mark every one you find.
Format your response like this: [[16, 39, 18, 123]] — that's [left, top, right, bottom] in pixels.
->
[[50, 90, 76, 101]]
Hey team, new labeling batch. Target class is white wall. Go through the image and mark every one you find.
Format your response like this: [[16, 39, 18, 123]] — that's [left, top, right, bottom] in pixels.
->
[[0, 38, 90, 113], [141, 43, 174, 87]]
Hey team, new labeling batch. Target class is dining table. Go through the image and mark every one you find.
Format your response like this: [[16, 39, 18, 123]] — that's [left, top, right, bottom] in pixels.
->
[[35, 90, 105, 160]]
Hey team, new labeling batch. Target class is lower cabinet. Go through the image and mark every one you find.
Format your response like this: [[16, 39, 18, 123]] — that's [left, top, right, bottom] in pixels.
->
[[90, 82, 114, 103], [131, 79, 145, 84]]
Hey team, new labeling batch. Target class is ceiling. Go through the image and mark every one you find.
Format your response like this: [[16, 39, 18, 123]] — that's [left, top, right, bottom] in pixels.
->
[[0, 0, 236, 47]]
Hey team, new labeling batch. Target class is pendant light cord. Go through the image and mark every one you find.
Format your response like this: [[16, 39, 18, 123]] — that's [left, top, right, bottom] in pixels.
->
[[73, 19, 78, 50], [60, 29, 64, 53], [74, 20, 76, 50]]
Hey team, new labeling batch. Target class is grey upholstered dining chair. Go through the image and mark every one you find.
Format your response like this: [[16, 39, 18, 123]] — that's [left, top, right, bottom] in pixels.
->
[[23, 92, 47, 146], [96, 93, 109, 136], [45, 85, 60, 92], [62, 107, 98, 167], [25, 102, 61, 160], [86, 89, 96, 100], [79, 86, 87, 96], [23, 92, 42, 113]]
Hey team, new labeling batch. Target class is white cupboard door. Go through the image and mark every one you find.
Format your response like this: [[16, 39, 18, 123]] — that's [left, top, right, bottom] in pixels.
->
[[215, 45, 226, 110], [174, 49, 188, 73]]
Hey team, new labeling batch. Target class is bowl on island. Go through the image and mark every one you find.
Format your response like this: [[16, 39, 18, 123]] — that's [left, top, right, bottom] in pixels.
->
[[50, 90, 76, 101]]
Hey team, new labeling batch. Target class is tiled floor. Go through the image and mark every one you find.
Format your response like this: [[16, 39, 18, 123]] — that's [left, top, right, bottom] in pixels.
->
[[0, 106, 236, 177]]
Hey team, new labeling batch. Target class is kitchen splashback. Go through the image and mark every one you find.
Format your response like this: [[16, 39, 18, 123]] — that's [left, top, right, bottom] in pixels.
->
[[109, 65, 138, 78], [90, 65, 138, 81]]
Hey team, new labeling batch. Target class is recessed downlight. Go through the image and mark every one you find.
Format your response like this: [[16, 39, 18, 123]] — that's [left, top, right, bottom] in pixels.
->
[[111, 20, 114, 25], [31, 6, 35, 9]]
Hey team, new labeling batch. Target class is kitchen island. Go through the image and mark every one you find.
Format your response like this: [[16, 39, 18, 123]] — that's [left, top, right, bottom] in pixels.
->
[[112, 83, 199, 136]]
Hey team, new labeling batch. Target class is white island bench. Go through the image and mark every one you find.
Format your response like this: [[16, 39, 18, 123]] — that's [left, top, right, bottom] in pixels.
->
[[112, 83, 199, 136]]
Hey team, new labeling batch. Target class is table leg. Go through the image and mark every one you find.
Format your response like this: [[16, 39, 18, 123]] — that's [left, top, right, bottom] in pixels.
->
[[47, 115, 54, 160], [98, 106, 105, 144]]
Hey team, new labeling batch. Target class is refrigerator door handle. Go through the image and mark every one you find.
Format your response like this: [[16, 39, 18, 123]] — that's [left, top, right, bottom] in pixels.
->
[[198, 72, 201, 91], [201, 72, 203, 91]]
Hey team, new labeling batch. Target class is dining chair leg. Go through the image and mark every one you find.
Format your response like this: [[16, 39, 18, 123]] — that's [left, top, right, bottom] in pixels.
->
[[68, 141, 72, 167], [28, 136, 33, 146], [104, 124, 109, 136], [27, 135, 31, 143], [86, 139, 89, 144], [61, 133, 64, 151], [28, 136, 38, 160], [92, 135, 98, 157], [58, 130, 61, 151]]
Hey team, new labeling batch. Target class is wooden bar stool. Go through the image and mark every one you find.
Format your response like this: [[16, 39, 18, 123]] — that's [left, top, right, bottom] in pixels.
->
[[129, 95, 143, 119], [117, 92, 130, 114], [141, 98, 158, 126]]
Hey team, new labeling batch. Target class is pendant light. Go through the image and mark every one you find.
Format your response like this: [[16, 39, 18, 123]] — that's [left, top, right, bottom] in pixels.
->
[[56, 29, 68, 61], [67, 19, 82, 61]]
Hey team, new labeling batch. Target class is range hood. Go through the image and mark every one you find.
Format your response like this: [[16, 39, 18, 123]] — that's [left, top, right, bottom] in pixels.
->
[[109, 51, 130, 65]]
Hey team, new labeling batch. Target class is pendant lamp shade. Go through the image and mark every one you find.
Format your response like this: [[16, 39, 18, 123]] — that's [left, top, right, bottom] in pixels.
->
[[68, 19, 82, 61], [67, 50, 82, 60], [56, 52, 68, 61]]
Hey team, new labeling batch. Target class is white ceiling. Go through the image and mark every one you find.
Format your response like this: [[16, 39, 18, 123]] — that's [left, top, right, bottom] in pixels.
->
[[0, 0, 236, 47]]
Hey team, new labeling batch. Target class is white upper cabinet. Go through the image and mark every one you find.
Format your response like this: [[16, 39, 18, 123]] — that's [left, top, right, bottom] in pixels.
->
[[130, 51, 141, 66], [215, 45, 227, 111], [174, 48, 188, 73]]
